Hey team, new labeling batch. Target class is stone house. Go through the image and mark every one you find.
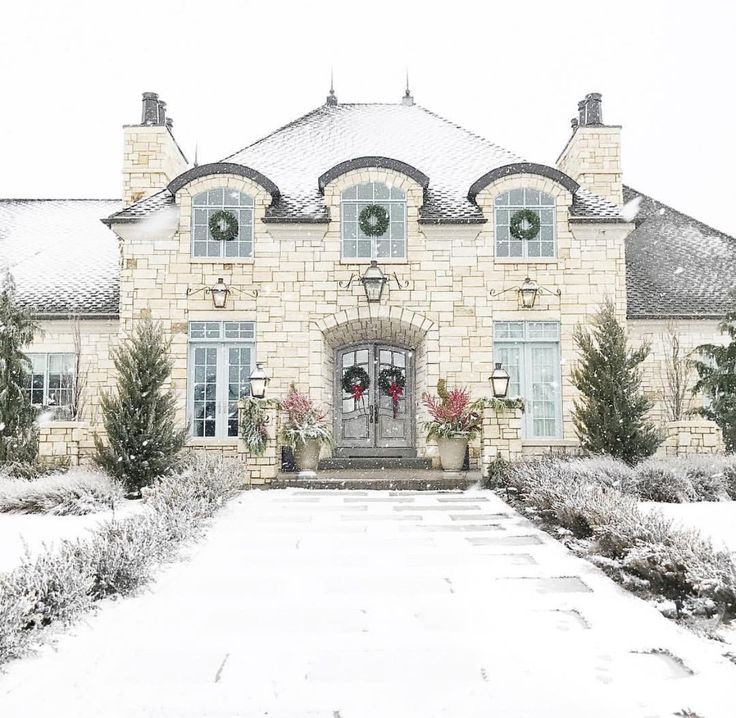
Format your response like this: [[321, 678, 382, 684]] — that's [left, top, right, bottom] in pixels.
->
[[1, 88, 731, 474]]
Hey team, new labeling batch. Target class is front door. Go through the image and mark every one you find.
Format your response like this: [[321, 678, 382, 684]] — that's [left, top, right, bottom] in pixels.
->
[[335, 343, 414, 453]]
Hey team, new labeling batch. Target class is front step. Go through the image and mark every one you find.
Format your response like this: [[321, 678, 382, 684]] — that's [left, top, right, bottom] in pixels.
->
[[319, 457, 432, 470], [271, 468, 480, 491]]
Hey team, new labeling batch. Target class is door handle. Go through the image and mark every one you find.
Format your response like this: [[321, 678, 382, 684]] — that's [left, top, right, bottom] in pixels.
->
[[368, 404, 374, 424]]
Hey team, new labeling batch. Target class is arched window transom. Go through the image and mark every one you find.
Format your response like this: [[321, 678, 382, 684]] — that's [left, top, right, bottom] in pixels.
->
[[341, 182, 406, 260], [192, 188, 254, 258], [495, 188, 555, 259]]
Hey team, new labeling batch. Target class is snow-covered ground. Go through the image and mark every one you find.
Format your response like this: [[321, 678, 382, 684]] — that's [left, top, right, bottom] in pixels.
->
[[641, 500, 736, 554], [0, 499, 148, 573], [0, 488, 735, 717]]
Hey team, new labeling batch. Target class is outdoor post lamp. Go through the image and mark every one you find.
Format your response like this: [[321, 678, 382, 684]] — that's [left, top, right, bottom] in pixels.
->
[[360, 261, 388, 303], [248, 362, 269, 399], [519, 277, 539, 309], [210, 277, 230, 309], [490, 363, 510, 398]]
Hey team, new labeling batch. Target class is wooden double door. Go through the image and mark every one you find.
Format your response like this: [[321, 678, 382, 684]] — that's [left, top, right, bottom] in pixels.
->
[[335, 343, 414, 454]]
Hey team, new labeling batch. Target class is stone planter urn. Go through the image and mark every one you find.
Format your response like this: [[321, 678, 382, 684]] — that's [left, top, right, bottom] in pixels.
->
[[294, 438, 321, 474], [437, 436, 468, 472]]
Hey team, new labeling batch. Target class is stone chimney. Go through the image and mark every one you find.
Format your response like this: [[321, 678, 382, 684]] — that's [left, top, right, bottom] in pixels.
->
[[122, 92, 188, 207], [556, 92, 622, 206]]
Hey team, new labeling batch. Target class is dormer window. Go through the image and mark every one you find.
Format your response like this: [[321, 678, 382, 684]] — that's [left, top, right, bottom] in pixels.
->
[[341, 182, 406, 260], [192, 188, 254, 258], [495, 188, 555, 259]]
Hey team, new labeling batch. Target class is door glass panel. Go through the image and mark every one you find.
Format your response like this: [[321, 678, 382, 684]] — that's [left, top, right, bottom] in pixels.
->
[[339, 347, 371, 442], [529, 344, 559, 438], [227, 346, 252, 437], [192, 347, 218, 438]]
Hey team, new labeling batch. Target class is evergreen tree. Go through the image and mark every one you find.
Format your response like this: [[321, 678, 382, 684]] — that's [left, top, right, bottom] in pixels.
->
[[692, 299, 736, 451], [95, 317, 187, 493], [0, 272, 38, 463], [571, 299, 660, 464]]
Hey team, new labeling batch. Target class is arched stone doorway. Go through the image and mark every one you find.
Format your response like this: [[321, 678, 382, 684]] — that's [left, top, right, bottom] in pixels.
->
[[311, 306, 438, 459]]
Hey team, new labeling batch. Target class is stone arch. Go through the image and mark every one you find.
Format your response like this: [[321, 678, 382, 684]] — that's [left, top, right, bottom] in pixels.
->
[[309, 306, 439, 458]]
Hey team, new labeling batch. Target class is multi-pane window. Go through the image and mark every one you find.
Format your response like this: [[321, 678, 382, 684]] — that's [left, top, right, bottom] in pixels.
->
[[341, 182, 406, 260], [495, 188, 556, 259], [188, 321, 255, 439], [494, 322, 561, 438], [192, 188, 254, 258], [24, 353, 76, 418]]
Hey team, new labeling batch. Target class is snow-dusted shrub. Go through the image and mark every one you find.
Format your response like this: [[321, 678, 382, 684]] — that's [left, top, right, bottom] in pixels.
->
[[0, 454, 242, 666], [562, 457, 637, 494], [0, 470, 124, 515], [633, 460, 697, 503], [634, 456, 731, 502], [0, 542, 93, 663]]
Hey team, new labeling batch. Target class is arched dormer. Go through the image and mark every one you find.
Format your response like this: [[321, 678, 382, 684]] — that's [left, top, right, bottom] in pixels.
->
[[317, 157, 429, 194], [467, 162, 578, 202], [168, 162, 280, 198]]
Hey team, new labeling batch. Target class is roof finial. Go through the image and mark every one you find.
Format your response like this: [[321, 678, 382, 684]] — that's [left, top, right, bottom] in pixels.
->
[[326, 68, 338, 106], [402, 69, 414, 106], [193, 141, 199, 168]]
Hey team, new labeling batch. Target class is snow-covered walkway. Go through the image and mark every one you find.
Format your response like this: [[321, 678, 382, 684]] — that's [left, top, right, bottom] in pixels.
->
[[1, 488, 735, 717]]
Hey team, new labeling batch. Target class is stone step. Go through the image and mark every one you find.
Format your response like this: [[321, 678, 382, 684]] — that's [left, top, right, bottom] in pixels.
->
[[272, 468, 480, 491], [319, 457, 433, 470]]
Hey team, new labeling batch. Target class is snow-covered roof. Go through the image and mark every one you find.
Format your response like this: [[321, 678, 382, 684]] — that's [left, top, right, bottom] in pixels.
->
[[624, 187, 736, 319], [0, 199, 120, 316], [107, 102, 622, 225]]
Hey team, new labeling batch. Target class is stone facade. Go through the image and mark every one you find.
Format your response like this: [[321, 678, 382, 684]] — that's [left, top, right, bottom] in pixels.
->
[[38, 421, 92, 466], [480, 406, 523, 471], [23, 92, 733, 474], [660, 419, 725, 456]]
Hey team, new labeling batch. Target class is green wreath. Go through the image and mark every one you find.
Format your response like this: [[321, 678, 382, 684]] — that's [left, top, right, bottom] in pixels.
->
[[509, 209, 541, 240], [378, 367, 405, 395], [209, 210, 239, 241], [359, 204, 390, 237], [342, 365, 371, 401]]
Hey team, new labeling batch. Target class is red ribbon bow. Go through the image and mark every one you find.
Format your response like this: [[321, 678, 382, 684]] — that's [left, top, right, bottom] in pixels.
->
[[388, 382, 403, 417], [351, 383, 365, 402]]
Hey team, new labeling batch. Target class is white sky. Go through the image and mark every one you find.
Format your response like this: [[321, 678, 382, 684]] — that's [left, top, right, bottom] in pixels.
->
[[1, 0, 735, 234]]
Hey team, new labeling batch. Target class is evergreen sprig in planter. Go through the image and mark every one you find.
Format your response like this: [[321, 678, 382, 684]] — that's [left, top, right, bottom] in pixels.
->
[[422, 380, 483, 472], [280, 385, 333, 474]]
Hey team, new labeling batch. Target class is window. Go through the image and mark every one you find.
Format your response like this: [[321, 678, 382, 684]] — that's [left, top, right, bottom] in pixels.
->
[[341, 182, 406, 260], [24, 353, 76, 418], [494, 322, 561, 438], [495, 188, 555, 259], [192, 188, 254, 258], [188, 321, 255, 439]]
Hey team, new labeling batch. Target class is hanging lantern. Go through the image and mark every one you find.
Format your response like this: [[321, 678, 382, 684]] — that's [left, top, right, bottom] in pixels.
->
[[210, 277, 230, 309], [490, 362, 510, 398], [360, 261, 388, 303], [248, 362, 269, 399], [519, 277, 539, 309]]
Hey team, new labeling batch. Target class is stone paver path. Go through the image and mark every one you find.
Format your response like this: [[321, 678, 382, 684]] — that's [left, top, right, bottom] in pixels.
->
[[1, 488, 735, 717]]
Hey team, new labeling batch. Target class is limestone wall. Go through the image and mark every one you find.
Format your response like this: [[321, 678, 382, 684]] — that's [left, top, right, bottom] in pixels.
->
[[38, 421, 93, 466], [629, 318, 724, 426], [480, 405, 523, 472], [108, 166, 632, 459], [660, 419, 725, 456]]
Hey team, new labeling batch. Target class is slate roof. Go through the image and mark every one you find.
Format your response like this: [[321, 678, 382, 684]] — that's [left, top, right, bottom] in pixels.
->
[[624, 186, 736, 319], [108, 103, 622, 225], [0, 199, 120, 316]]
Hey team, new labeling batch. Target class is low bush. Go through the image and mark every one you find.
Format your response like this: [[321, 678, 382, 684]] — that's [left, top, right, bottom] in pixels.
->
[[494, 456, 736, 618], [634, 455, 733, 503], [0, 454, 243, 666], [0, 470, 124, 515]]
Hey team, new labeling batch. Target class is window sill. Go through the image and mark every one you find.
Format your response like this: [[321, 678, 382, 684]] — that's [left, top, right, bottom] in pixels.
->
[[521, 438, 577, 446], [339, 258, 409, 265], [186, 438, 240, 446], [189, 257, 255, 265], [494, 258, 559, 265]]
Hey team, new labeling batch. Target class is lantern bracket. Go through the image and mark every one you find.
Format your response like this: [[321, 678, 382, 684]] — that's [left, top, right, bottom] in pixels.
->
[[185, 283, 259, 299], [339, 269, 409, 291], [489, 277, 561, 308]]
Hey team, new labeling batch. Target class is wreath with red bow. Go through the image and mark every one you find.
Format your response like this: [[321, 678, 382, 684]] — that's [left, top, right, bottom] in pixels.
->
[[378, 367, 406, 418], [341, 365, 370, 404]]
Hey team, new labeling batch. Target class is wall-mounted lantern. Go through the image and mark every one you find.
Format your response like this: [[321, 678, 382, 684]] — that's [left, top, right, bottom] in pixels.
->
[[490, 362, 510, 398], [490, 277, 561, 309], [186, 277, 258, 309], [339, 261, 409, 304], [248, 362, 270, 399]]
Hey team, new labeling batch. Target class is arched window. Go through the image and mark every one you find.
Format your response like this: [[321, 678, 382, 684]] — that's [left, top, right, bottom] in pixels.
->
[[341, 182, 406, 260], [192, 188, 254, 258], [495, 188, 555, 259]]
